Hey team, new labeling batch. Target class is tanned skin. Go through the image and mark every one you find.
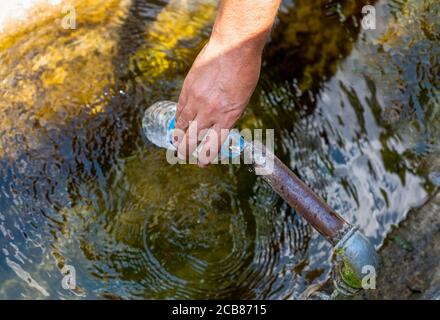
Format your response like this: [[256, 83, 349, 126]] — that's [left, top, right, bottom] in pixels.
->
[[173, 0, 281, 166]]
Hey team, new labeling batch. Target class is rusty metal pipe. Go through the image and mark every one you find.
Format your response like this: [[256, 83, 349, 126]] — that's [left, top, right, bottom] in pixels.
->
[[243, 140, 350, 244], [244, 140, 378, 294]]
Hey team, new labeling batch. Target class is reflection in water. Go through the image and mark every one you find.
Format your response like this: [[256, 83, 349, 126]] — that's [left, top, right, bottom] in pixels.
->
[[0, 0, 438, 299]]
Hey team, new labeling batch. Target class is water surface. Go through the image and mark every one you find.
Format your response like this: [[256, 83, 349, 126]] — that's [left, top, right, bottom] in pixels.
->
[[0, 0, 438, 299]]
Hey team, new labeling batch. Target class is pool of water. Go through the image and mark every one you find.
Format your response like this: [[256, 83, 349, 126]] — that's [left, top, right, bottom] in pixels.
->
[[0, 0, 438, 299]]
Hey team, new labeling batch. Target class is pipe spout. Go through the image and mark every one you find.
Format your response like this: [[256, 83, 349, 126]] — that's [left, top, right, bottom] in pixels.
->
[[332, 226, 379, 295], [244, 140, 379, 295]]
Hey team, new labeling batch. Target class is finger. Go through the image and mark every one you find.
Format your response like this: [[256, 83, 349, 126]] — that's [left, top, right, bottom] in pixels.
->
[[175, 88, 188, 122], [177, 115, 212, 161], [173, 104, 195, 147], [177, 120, 196, 161], [197, 123, 229, 167]]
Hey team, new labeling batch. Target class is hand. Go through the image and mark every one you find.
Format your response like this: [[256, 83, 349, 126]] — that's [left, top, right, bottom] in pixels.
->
[[174, 38, 263, 166]]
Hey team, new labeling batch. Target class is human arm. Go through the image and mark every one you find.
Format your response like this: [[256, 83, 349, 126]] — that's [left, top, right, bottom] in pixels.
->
[[173, 0, 281, 166]]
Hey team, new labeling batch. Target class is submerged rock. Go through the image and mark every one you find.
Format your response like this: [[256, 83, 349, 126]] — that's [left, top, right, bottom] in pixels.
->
[[363, 191, 440, 300], [0, 0, 131, 157]]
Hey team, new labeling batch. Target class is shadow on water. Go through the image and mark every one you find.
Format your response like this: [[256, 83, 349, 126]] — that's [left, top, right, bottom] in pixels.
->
[[0, 0, 438, 299]]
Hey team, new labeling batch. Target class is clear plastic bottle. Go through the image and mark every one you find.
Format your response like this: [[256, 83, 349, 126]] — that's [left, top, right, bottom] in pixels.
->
[[142, 101, 244, 158], [142, 101, 177, 149]]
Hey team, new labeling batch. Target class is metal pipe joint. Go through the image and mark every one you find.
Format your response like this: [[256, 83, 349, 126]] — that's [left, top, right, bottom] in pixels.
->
[[332, 226, 379, 295]]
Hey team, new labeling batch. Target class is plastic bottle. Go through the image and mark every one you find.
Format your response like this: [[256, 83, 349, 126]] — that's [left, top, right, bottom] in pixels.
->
[[142, 101, 244, 158]]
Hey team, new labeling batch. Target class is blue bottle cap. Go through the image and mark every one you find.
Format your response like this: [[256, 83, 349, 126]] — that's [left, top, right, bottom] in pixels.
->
[[221, 130, 245, 159], [167, 116, 176, 148]]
